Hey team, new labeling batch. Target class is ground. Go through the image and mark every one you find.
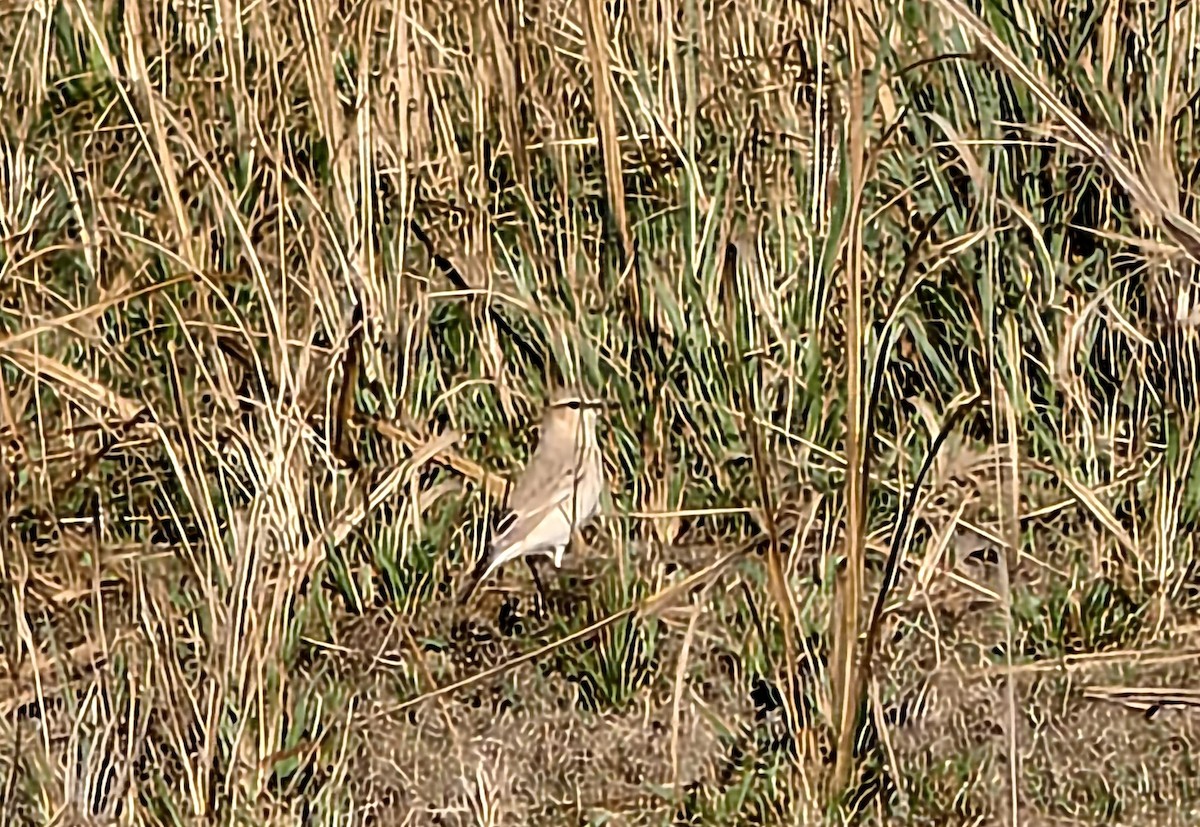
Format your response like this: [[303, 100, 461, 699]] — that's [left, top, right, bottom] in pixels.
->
[[2, 0, 1200, 824]]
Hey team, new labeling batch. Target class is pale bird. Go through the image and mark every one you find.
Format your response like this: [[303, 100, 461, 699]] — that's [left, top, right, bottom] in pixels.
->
[[459, 391, 606, 606]]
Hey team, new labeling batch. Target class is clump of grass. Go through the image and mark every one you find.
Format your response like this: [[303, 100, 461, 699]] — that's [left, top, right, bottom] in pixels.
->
[[3, 0, 1200, 823]]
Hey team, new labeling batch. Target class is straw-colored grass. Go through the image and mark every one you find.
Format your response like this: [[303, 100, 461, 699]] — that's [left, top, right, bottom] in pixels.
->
[[3, 0, 1200, 824]]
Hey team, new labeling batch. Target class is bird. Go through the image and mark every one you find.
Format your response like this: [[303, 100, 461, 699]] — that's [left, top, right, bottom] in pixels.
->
[[458, 390, 606, 609]]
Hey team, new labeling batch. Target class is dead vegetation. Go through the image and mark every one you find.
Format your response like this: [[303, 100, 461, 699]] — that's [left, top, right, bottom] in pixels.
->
[[3, 0, 1200, 824]]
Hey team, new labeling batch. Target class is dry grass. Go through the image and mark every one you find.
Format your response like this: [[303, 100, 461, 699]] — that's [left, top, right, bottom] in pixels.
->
[[3, 0, 1200, 824]]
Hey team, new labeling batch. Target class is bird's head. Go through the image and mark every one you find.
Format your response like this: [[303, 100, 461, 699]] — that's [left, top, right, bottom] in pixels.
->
[[545, 389, 605, 432]]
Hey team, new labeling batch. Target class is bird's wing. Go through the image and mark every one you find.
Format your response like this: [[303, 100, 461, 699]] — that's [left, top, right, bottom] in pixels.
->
[[493, 427, 584, 532], [492, 466, 580, 551]]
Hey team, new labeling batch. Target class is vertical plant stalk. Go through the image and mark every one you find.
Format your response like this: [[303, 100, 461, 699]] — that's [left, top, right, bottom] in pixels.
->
[[487, 3, 531, 192], [332, 301, 364, 465], [831, 1, 868, 796], [997, 317, 1023, 826], [297, 0, 383, 394], [581, 0, 635, 275], [582, 0, 665, 572], [75, 0, 197, 291], [849, 394, 977, 794], [720, 244, 803, 758]]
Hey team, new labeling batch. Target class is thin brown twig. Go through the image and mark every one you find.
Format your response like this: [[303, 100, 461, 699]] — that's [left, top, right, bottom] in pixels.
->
[[719, 241, 803, 755], [832, 0, 869, 795]]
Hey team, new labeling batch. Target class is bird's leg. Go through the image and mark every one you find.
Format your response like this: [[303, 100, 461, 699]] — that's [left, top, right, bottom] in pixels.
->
[[457, 570, 483, 606], [525, 557, 550, 620]]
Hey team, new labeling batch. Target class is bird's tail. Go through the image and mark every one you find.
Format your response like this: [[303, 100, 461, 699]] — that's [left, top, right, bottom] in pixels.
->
[[457, 545, 500, 605], [456, 570, 483, 605]]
